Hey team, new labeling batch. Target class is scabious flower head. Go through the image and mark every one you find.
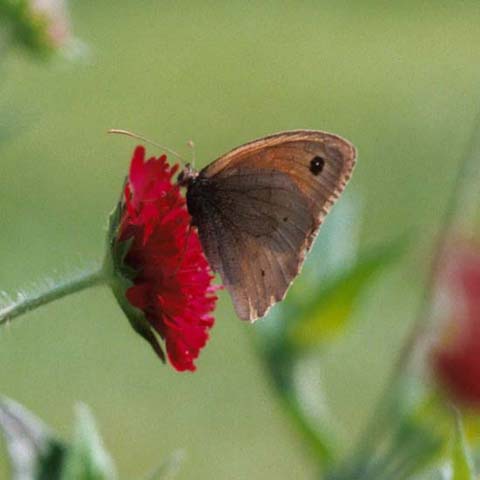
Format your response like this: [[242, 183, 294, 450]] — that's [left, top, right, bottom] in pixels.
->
[[430, 239, 480, 408], [108, 146, 218, 372]]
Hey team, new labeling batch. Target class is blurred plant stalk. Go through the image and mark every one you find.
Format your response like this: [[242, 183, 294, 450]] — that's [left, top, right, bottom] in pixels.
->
[[336, 109, 480, 480]]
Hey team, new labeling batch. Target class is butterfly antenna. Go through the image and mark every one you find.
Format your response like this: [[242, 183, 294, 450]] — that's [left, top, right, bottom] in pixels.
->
[[186, 139, 196, 168], [108, 129, 187, 165]]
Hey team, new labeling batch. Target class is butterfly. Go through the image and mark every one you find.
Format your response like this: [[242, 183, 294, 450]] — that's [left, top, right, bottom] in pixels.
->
[[176, 130, 357, 322]]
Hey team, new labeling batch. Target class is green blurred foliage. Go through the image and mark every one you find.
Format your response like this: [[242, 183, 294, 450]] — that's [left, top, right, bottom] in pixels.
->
[[0, 396, 66, 480], [1, 1, 480, 479], [0, 0, 55, 57], [61, 404, 116, 480], [0, 397, 179, 480], [288, 237, 407, 347], [254, 196, 408, 473]]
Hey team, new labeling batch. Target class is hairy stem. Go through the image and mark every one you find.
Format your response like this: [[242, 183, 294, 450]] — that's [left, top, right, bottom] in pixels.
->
[[0, 266, 106, 326]]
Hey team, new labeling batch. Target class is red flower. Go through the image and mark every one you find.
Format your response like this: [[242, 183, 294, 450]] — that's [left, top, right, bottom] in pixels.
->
[[431, 240, 480, 408], [110, 146, 218, 372]]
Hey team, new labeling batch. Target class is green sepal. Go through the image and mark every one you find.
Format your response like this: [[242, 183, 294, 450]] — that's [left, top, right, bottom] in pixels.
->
[[106, 196, 123, 257], [108, 270, 165, 363], [113, 237, 137, 280], [104, 188, 166, 362], [107, 193, 137, 280]]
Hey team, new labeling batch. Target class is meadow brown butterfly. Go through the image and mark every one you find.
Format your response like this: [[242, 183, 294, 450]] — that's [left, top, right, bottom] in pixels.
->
[[176, 130, 357, 322]]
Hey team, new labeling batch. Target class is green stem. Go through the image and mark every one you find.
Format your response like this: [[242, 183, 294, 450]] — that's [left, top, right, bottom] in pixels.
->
[[0, 266, 106, 326]]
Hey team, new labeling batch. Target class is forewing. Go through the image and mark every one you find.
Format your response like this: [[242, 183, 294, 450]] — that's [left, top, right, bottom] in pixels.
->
[[196, 130, 356, 321]]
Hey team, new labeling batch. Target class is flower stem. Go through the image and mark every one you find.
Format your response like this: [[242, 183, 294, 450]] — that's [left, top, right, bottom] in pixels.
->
[[0, 266, 106, 326]]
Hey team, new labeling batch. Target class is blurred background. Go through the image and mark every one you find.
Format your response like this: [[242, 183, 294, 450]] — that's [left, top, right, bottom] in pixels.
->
[[1, 1, 480, 478]]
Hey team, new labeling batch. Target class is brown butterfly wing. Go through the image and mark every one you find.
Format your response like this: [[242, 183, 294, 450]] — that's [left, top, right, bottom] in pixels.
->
[[187, 130, 357, 321]]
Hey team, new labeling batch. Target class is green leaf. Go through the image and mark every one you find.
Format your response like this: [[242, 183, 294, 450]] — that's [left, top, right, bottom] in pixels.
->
[[0, 396, 66, 480], [288, 237, 408, 348], [451, 413, 474, 480], [61, 404, 116, 480]]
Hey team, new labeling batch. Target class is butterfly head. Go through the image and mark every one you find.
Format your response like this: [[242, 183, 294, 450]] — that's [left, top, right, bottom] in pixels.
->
[[177, 163, 199, 188]]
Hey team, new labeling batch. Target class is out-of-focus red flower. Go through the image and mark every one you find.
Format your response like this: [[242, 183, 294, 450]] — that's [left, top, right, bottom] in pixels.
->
[[431, 240, 480, 408], [110, 146, 218, 372]]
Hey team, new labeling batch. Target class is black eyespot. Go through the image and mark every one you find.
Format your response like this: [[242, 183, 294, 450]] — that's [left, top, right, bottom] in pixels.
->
[[261, 270, 265, 277], [283, 216, 288, 222], [310, 156, 325, 175]]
